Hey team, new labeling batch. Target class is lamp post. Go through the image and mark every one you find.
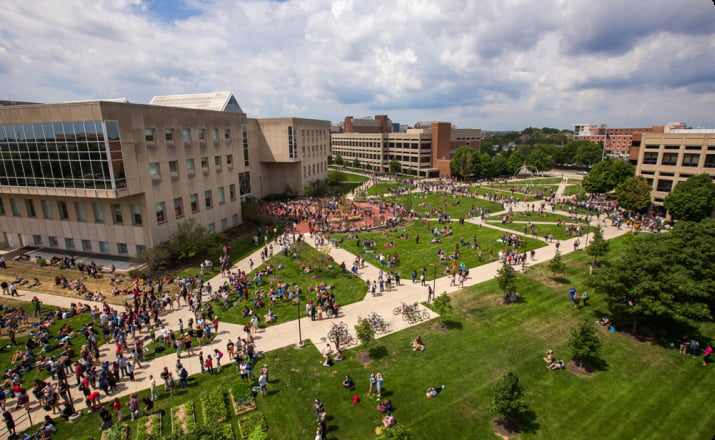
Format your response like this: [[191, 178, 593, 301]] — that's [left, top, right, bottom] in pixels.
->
[[429, 263, 437, 299], [296, 295, 304, 348]]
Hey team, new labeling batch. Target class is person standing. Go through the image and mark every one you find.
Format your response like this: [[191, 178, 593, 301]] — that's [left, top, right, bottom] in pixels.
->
[[375, 373, 384, 399], [367, 372, 377, 396], [703, 344, 713, 366], [149, 375, 158, 401], [2, 406, 15, 436], [427, 285, 434, 303], [258, 371, 268, 397]]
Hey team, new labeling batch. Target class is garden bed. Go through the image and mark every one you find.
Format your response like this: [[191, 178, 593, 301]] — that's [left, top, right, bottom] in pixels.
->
[[101, 423, 129, 440], [135, 413, 161, 440], [229, 386, 257, 416], [171, 402, 196, 434], [202, 387, 230, 423], [237, 412, 268, 439]]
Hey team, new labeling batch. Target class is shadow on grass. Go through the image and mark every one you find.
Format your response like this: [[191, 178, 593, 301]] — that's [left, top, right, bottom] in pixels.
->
[[368, 346, 389, 360], [441, 320, 463, 330], [514, 408, 540, 434], [551, 276, 570, 284]]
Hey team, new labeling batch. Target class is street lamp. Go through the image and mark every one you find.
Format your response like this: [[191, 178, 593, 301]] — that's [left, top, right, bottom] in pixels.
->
[[429, 263, 437, 300], [296, 294, 304, 348]]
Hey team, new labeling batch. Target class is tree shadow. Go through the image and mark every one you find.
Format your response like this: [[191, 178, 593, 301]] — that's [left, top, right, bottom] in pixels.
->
[[368, 346, 389, 360], [551, 276, 570, 284], [441, 320, 463, 330], [515, 408, 540, 434]]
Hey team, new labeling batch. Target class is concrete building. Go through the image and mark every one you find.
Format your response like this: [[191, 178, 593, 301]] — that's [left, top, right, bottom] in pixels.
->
[[573, 123, 686, 158], [0, 92, 329, 256], [331, 119, 480, 177], [633, 129, 715, 205]]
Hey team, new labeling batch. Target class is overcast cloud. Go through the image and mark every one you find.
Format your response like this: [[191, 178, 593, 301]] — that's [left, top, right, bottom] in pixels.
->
[[0, 0, 713, 130]]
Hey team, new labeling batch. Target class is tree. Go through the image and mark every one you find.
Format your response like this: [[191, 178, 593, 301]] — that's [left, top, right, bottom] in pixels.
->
[[588, 220, 715, 335], [506, 149, 525, 176], [573, 143, 603, 167], [479, 153, 495, 178], [354, 317, 376, 346], [664, 174, 715, 222], [431, 293, 454, 317], [525, 148, 554, 173], [490, 372, 528, 418], [497, 264, 517, 294], [492, 153, 509, 177], [376, 424, 413, 440], [333, 154, 344, 166], [389, 159, 402, 174], [450, 146, 478, 178], [352, 158, 361, 169], [585, 226, 609, 263], [327, 170, 346, 185], [582, 159, 635, 194], [547, 254, 565, 278], [165, 218, 211, 261], [615, 176, 651, 212], [568, 321, 602, 368]]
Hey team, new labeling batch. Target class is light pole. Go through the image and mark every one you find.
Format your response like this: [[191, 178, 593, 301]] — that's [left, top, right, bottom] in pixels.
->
[[296, 295, 304, 348], [429, 263, 436, 300]]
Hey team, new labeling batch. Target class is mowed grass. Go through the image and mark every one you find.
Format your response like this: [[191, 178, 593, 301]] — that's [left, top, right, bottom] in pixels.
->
[[331, 171, 369, 183], [386, 192, 503, 218], [212, 244, 366, 327], [487, 211, 586, 223], [336, 221, 546, 280], [486, 221, 587, 241], [367, 182, 409, 196]]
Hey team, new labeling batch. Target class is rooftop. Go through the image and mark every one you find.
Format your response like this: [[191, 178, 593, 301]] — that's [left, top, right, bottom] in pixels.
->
[[150, 91, 243, 113]]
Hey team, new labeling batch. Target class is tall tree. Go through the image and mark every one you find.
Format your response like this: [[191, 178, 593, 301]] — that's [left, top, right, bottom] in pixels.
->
[[333, 154, 344, 166], [588, 220, 715, 335], [568, 321, 602, 368], [497, 264, 517, 294], [389, 159, 402, 174], [450, 146, 478, 178], [615, 176, 651, 212], [664, 174, 715, 222], [490, 372, 528, 418], [525, 148, 555, 173], [480, 153, 495, 178], [585, 226, 609, 263], [582, 159, 635, 194], [507, 150, 525, 175], [547, 254, 565, 277], [574, 143, 603, 168]]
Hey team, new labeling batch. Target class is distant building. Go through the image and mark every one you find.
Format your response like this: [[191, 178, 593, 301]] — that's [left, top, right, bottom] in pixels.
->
[[573, 123, 687, 158], [0, 92, 329, 256], [342, 115, 392, 134]]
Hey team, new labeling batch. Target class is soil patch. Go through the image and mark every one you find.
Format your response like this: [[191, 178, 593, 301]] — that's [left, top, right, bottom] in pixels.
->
[[566, 360, 594, 377], [356, 351, 372, 364], [491, 416, 521, 439], [433, 323, 449, 333]]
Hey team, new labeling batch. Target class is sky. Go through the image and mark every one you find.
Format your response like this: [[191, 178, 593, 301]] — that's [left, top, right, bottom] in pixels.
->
[[1, 0, 714, 130]]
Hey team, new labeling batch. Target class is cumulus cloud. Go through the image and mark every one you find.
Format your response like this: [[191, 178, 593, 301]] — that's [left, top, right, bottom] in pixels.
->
[[0, 0, 712, 129]]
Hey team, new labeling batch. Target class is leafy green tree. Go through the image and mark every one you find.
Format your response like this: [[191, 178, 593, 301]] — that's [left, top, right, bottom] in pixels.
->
[[352, 158, 361, 169], [526, 148, 554, 173], [547, 253, 565, 277], [431, 292, 454, 316], [497, 264, 517, 294], [490, 372, 528, 418], [664, 174, 715, 222], [450, 146, 478, 178], [615, 176, 651, 212], [507, 150, 525, 175], [479, 152, 495, 178], [574, 143, 603, 167], [354, 317, 376, 346], [389, 160, 401, 174], [165, 218, 211, 261], [568, 321, 602, 368], [582, 159, 635, 194], [333, 154, 344, 166], [492, 153, 509, 177], [327, 171, 346, 185], [588, 220, 714, 335], [585, 226, 609, 263]]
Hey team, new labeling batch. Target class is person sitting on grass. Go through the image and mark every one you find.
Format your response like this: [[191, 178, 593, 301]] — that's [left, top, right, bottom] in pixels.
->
[[376, 399, 393, 413], [334, 350, 345, 361], [382, 412, 396, 428], [426, 385, 445, 398], [411, 336, 425, 352], [543, 350, 554, 364], [342, 375, 355, 391], [547, 360, 565, 370]]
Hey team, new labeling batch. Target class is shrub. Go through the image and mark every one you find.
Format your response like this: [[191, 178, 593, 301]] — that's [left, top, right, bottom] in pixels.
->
[[36, 257, 47, 267], [354, 317, 375, 346]]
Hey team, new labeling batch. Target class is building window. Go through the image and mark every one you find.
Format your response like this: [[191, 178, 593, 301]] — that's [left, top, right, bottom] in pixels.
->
[[0, 199, 4, 216], [643, 152, 658, 165], [661, 153, 678, 166], [217, 187, 225, 205], [145, 128, 155, 141], [201, 157, 208, 169], [131, 204, 142, 225], [220, 218, 227, 230], [704, 154, 715, 168], [682, 153, 700, 167], [155, 202, 166, 223], [58, 201, 69, 220], [239, 172, 251, 195], [33, 235, 42, 246], [232, 214, 238, 225], [169, 160, 179, 173], [10, 198, 20, 216], [215, 156, 222, 167], [99, 241, 110, 253], [208, 223, 215, 233], [182, 129, 191, 141], [190, 193, 199, 213], [657, 179, 673, 192], [225, 129, 231, 140], [149, 163, 160, 176], [229, 184, 236, 201], [288, 126, 297, 159], [227, 154, 233, 166], [49, 236, 58, 247], [136, 245, 146, 254], [242, 124, 250, 165], [75, 202, 87, 221], [198, 129, 206, 140], [25, 200, 36, 218], [111, 204, 123, 224], [117, 243, 128, 255], [174, 197, 184, 218], [93, 203, 104, 223], [186, 158, 195, 171], [65, 238, 75, 249], [82, 239, 92, 251], [204, 190, 213, 209], [212, 128, 219, 140], [165, 129, 174, 141]]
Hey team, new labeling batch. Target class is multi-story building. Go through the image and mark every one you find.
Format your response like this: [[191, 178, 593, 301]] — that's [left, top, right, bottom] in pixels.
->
[[573, 123, 687, 158], [0, 92, 329, 256], [632, 129, 715, 206], [331, 119, 480, 177]]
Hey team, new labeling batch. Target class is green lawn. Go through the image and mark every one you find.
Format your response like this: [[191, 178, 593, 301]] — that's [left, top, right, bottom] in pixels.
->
[[562, 184, 585, 196], [386, 193, 503, 218], [28, 235, 715, 440], [367, 182, 409, 196], [487, 211, 586, 223], [336, 221, 546, 280], [486, 221, 586, 241], [330, 171, 369, 183], [211, 243, 366, 327], [174, 236, 260, 279]]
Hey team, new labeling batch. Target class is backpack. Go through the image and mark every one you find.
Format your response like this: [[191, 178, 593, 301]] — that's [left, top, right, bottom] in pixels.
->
[[179, 368, 188, 379], [352, 395, 360, 404]]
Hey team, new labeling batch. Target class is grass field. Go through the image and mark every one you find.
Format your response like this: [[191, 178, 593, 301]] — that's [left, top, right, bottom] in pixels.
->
[[386, 193, 503, 218], [486, 221, 586, 241], [563, 184, 585, 197], [336, 221, 546, 281], [487, 211, 586, 223], [367, 182, 409, 196], [26, 234, 715, 440]]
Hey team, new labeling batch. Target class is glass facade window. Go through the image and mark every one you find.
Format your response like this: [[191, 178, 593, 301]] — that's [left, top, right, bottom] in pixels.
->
[[186, 158, 194, 171], [93, 202, 104, 223], [227, 154, 233, 166], [214, 156, 222, 167], [212, 128, 219, 140], [198, 129, 206, 140], [0, 120, 125, 189], [182, 129, 191, 141], [117, 243, 128, 254], [229, 184, 236, 201], [682, 154, 700, 167], [220, 218, 227, 230], [705, 154, 715, 168], [99, 241, 110, 253], [0, 199, 4, 215], [65, 238, 75, 249], [288, 126, 297, 159], [49, 236, 58, 247], [169, 160, 178, 173], [661, 153, 678, 166], [25, 199, 36, 217], [190, 194, 199, 212], [217, 187, 225, 205], [149, 162, 160, 176], [239, 172, 251, 195], [33, 235, 42, 246], [58, 201, 69, 220], [208, 223, 215, 233], [82, 239, 92, 251], [242, 124, 250, 165], [10, 198, 20, 216], [111, 204, 123, 224], [174, 197, 184, 218], [657, 179, 673, 192], [225, 129, 231, 140], [201, 157, 208, 169], [41, 200, 51, 219], [643, 152, 658, 165], [145, 129, 155, 141], [155, 202, 166, 223], [232, 214, 238, 225], [165, 129, 173, 141], [136, 245, 146, 254], [75, 202, 87, 221], [204, 190, 212, 209], [131, 204, 142, 225]]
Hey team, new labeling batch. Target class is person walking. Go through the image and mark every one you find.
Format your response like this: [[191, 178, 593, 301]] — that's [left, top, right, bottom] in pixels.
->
[[427, 285, 434, 303]]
